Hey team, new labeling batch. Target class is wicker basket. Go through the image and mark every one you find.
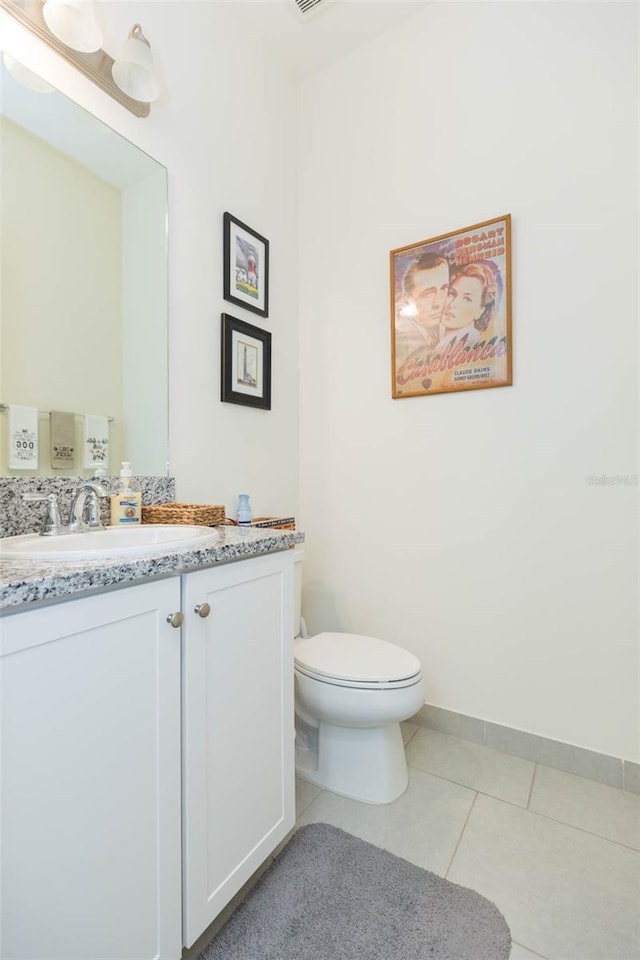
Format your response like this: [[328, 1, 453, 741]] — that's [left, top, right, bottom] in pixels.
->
[[142, 502, 226, 526]]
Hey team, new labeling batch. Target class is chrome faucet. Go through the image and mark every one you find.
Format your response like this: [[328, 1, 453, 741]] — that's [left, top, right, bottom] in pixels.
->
[[67, 481, 111, 532], [23, 481, 111, 537]]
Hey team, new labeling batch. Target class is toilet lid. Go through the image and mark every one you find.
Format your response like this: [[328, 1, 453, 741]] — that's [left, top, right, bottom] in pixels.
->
[[294, 632, 421, 684]]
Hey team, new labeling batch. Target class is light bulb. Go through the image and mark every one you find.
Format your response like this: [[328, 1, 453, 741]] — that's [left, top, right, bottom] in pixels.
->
[[42, 0, 103, 53], [112, 24, 159, 103]]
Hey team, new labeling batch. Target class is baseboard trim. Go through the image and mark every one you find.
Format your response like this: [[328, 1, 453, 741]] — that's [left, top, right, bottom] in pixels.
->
[[412, 704, 640, 795]]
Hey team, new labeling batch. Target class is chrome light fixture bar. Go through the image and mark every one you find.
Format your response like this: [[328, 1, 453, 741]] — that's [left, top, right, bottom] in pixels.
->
[[0, 0, 152, 117]]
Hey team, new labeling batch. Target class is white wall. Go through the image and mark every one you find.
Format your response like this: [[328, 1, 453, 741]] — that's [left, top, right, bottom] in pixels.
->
[[299, 2, 638, 761], [2, 1, 636, 762], [0, 0, 299, 519]]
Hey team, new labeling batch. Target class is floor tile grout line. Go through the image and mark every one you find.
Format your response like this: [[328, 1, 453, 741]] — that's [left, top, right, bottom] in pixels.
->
[[295, 786, 324, 822], [406, 760, 532, 808], [416, 724, 633, 796], [411, 725, 538, 769], [511, 939, 549, 960], [402, 724, 420, 747], [444, 790, 479, 880], [527, 763, 538, 809], [406, 763, 640, 854], [515, 805, 640, 854]]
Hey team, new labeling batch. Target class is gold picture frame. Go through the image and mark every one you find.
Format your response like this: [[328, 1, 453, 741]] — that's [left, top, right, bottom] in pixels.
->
[[390, 214, 512, 398]]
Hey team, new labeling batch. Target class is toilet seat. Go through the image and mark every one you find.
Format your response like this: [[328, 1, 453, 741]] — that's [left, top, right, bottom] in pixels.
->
[[294, 632, 422, 690], [295, 663, 423, 691]]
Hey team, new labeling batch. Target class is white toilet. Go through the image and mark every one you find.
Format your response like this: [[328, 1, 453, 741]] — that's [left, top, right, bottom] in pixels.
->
[[293, 551, 425, 805]]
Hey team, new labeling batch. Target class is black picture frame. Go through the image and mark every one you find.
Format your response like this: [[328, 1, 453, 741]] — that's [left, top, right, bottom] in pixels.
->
[[221, 313, 271, 410], [223, 212, 269, 318]]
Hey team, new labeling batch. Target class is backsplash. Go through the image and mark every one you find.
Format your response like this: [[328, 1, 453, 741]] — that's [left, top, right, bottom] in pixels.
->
[[0, 476, 176, 538]]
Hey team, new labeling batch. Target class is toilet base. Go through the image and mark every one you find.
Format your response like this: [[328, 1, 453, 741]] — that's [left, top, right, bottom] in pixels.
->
[[295, 719, 408, 805]]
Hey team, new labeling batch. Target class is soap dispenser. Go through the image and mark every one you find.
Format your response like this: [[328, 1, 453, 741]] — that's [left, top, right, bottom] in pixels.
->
[[237, 494, 252, 526], [110, 462, 142, 525]]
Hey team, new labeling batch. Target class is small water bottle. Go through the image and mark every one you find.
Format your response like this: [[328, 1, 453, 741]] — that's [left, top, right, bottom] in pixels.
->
[[237, 493, 252, 526]]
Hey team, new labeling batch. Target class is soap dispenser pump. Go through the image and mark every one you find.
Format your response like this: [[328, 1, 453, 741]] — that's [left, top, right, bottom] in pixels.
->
[[110, 461, 142, 525]]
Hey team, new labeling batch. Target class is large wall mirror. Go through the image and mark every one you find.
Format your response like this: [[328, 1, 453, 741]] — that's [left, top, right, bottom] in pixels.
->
[[0, 51, 168, 477]]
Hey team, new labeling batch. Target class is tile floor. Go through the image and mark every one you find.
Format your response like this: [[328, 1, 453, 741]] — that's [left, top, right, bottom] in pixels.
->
[[295, 724, 640, 960]]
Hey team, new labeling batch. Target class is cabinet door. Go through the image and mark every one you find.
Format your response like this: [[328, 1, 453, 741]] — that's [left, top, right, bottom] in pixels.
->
[[0, 579, 182, 960], [182, 551, 295, 947]]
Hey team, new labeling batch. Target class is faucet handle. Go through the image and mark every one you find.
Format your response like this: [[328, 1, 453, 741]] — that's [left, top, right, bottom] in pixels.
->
[[22, 492, 65, 537], [84, 490, 104, 530]]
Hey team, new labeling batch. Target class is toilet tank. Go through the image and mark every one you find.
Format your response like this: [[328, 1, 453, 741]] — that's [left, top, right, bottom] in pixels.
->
[[293, 547, 304, 638]]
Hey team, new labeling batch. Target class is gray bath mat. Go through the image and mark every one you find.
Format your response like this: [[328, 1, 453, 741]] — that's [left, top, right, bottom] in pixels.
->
[[198, 822, 511, 960]]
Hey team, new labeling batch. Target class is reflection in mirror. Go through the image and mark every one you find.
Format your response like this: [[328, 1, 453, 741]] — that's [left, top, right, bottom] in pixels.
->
[[0, 51, 168, 477]]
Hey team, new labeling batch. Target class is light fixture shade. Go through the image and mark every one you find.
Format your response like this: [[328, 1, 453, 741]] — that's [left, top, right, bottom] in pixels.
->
[[2, 53, 55, 93], [112, 24, 159, 103], [42, 0, 103, 53]]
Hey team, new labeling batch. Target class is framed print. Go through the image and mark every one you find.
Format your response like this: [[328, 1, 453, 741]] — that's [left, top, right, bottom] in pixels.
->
[[223, 212, 269, 318], [221, 313, 271, 410], [390, 214, 512, 399]]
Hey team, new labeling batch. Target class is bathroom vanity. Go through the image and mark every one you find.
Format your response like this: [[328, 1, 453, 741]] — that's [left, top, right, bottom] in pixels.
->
[[0, 526, 302, 960], [0, 29, 303, 956]]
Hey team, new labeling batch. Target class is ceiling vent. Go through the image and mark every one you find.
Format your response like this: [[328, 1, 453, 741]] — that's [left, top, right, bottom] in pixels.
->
[[291, 0, 339, 21]]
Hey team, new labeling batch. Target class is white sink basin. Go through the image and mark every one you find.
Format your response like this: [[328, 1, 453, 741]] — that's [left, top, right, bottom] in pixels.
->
[[0, 524, 220, 561]]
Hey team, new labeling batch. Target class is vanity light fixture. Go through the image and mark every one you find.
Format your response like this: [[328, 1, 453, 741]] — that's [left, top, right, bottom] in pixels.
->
[[0, 0, 157, 117], [42, 0, 102, 53], [111, 24, 159, 104]]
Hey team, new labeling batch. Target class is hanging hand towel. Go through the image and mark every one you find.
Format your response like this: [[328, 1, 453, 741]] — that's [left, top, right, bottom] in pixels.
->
[[83, 414, 109, 469], [8, 404, 39, 469], [51, 410, 76, 468]]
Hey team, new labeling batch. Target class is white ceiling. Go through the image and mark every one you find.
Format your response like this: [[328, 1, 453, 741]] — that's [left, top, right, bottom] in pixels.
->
[[224, 0, 432, 80]]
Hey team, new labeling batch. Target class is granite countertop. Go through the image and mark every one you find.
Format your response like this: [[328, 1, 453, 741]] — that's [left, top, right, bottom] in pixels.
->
[[0, 526, 305, 612]]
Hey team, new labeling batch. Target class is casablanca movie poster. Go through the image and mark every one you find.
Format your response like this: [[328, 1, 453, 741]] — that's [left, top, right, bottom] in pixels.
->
[[390, 215, 512, 398]]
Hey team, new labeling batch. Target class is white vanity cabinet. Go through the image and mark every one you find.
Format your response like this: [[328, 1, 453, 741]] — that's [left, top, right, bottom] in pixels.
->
[[0, 547, 295, 959], [0, 578, 183, 960], [181, 550, 295, 947]]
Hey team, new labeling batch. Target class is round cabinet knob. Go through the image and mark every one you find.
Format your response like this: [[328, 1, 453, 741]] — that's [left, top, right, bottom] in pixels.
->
[[194, 602, 211, 619], [166, 611, 184, 628]]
